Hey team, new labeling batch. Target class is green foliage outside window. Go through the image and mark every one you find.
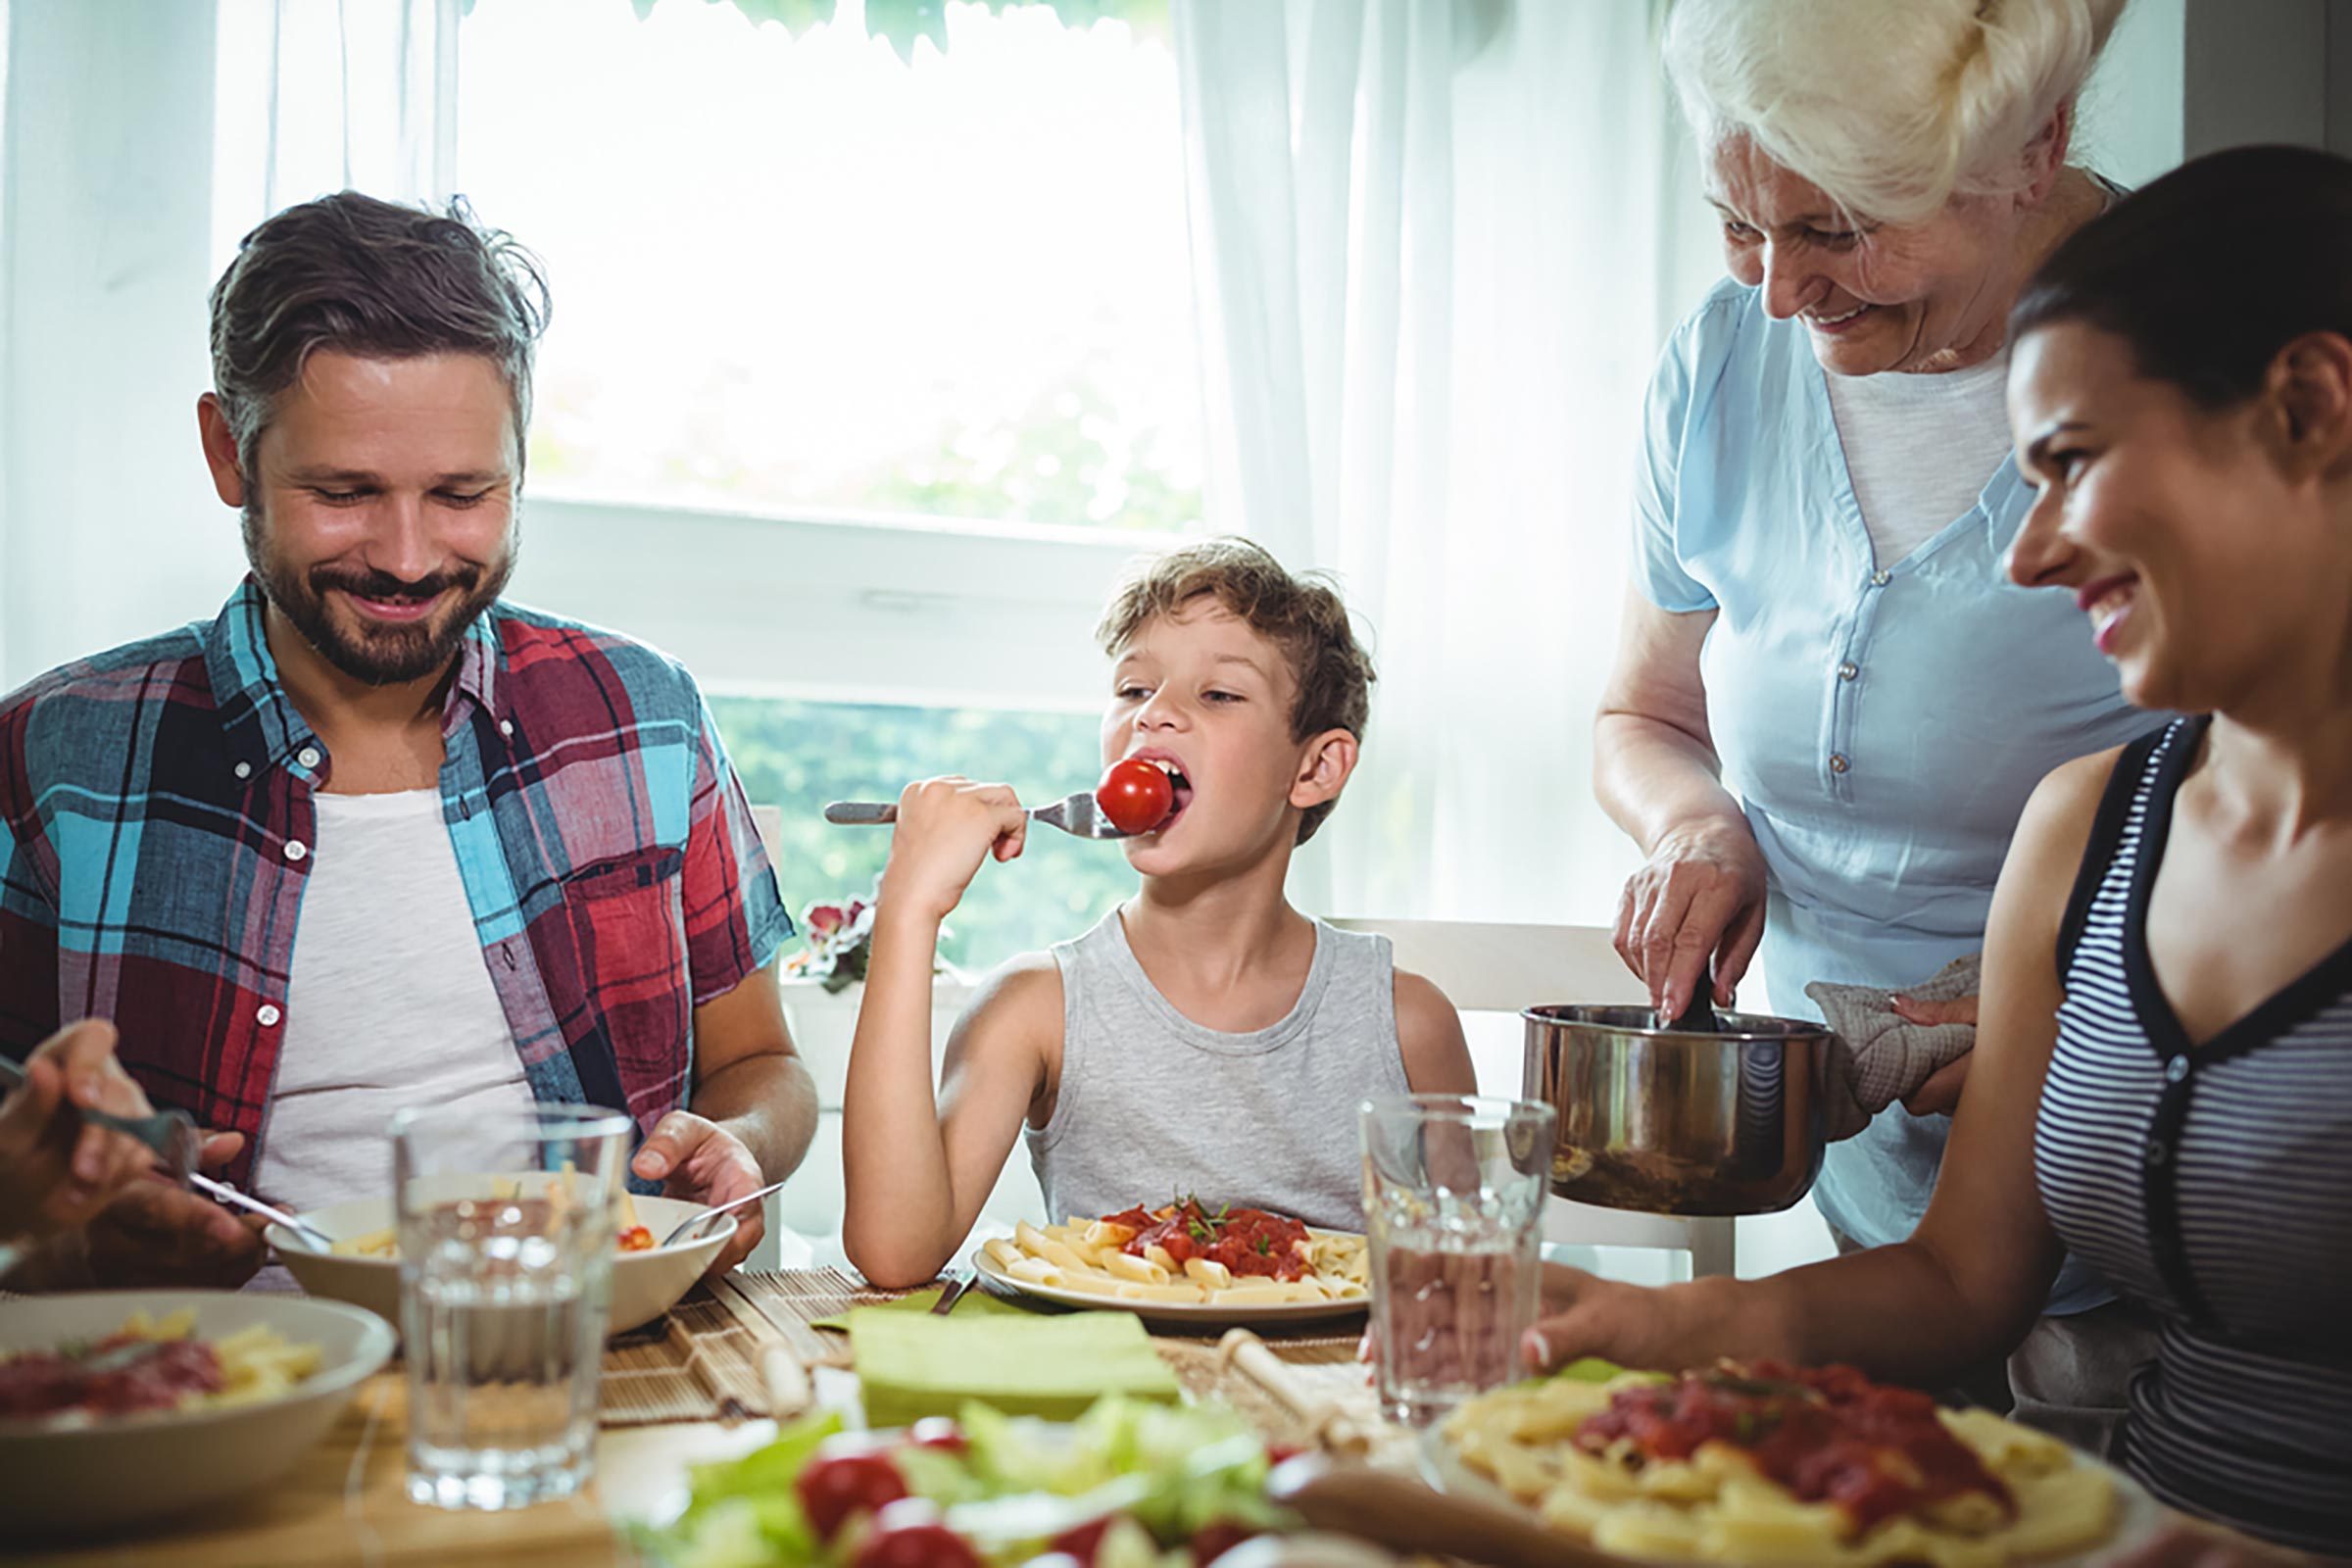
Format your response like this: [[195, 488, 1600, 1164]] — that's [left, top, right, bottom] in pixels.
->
[[711, 695, 1138, 974], [466, 0, 1172, 64]]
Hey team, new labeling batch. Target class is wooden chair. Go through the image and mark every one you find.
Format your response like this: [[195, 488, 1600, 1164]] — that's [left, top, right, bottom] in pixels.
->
[[1327, 917, 1738, 1277]]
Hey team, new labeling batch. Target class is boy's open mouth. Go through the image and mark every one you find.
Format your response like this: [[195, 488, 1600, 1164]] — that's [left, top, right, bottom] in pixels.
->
[[1150, 758, 1195, 829]]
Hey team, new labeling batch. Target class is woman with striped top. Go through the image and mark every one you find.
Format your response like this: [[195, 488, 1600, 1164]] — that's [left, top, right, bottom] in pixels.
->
[[1521, 144, 2352, 1560]]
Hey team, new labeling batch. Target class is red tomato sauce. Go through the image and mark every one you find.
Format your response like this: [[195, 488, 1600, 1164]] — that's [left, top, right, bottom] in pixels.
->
[[1575, 1361, 2013, 1533], [0, 1336, 225, 1420], [1098, 1200, 1313, 1282]]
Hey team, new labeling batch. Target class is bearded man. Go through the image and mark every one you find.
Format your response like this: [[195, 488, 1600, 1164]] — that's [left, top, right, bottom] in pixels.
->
[[0, 192, 811, 1289]]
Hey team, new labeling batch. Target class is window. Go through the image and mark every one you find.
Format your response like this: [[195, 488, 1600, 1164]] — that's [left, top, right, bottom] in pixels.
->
[[453, 0, 1202, 533], [714, 696, 1134, 972], [424, 1, 1201, 964]]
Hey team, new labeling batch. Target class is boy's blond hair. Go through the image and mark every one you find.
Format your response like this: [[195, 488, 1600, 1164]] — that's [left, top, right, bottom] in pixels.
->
[[1095, 537, 1375, 845]]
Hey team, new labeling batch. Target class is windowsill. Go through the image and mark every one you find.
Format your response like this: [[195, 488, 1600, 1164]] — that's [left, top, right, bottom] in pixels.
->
[[527, 490, 1196, 554]]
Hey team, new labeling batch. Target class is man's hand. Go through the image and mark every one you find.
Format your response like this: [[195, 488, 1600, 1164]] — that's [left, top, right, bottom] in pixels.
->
[[632, 1111, 767, 1276], [0, 1020, 160, 1240], [81, 1132, 268, 1290]]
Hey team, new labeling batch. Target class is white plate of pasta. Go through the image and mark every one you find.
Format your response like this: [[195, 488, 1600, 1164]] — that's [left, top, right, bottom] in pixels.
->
[[267, 1176, 735, 1335], [970, 1199, 1373, 1326], [1425, 1358, 2163, 1567], [0, 1290, 393, 1534]]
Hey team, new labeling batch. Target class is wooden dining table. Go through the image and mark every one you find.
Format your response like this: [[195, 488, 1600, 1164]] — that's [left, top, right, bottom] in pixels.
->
[[13, 1269, 1382, 1568]]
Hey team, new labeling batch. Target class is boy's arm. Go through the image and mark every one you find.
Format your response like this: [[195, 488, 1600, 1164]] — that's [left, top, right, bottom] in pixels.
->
[[839, 779, 1037, 1288], [840, 941, 1057, 1287], [1396, 969, 1478, 1094]]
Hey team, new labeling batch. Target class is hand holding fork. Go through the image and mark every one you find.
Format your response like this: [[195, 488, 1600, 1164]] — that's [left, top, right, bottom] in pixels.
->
[[824, 787, 1133, 840]]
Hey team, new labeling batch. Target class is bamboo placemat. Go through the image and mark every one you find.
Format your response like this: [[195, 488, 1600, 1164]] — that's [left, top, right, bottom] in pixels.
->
[[597, 1278, 797, 1427], [725, 1266, 924, 1367]]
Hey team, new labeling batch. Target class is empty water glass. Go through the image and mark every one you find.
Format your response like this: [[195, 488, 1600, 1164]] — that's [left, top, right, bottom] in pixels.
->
[[1361, 1094, 1553, 1427], [391, 1102, 632, 1510]]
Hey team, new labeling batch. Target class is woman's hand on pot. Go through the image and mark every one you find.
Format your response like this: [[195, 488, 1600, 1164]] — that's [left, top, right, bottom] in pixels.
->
[[1614, 817, 1769, 1019]]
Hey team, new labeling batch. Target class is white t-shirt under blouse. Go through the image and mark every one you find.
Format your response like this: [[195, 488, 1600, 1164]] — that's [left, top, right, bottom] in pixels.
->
[[252, 788, 535, 1212], [1824, 349, 2015, 568]]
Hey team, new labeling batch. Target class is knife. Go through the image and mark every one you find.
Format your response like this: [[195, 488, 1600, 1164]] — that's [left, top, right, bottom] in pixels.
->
[[930, 1269, 974, 1315]]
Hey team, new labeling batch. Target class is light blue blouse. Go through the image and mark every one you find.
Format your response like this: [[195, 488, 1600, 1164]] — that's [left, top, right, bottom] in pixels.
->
[[1632, 275, 2152, 1315]]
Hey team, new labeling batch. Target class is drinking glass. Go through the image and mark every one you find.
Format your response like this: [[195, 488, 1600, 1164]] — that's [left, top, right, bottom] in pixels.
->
[[1360, 1094, 1553, 1427], [391, 1102, 632, 1510]]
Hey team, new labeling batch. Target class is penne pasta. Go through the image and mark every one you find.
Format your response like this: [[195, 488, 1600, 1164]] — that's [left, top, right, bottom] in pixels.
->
[[1103, 1250, 1169, 1285], [1443, 1362, 2120, 1566], [1182, 1257, 1234, 1290], [982, 1199, 1371, 1308]]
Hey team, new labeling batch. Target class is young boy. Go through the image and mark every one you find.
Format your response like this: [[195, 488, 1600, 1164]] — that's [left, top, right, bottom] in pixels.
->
[[842, 539, 1476, 1288]]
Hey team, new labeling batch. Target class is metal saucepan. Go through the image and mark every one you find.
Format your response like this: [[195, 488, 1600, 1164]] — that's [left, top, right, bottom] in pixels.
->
[[1522, 1004, 1831, 1216]]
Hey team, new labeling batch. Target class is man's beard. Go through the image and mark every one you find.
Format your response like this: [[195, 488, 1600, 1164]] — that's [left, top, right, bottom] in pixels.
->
[[245, 507, 515, 687]]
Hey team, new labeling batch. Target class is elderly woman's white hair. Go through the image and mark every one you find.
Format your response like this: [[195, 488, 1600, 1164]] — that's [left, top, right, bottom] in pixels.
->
[[1663, 0, 2129, 225]]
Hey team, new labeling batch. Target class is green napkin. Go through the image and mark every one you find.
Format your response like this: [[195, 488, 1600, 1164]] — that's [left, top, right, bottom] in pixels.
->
[[850, 1307, 1182, 1428], [808, 1283, 1033, 1332]]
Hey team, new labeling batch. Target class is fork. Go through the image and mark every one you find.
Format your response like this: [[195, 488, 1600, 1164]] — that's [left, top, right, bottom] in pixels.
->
[[823, 790, 1133, 841], [0, 1054, 200, 1184], [185, 1171, 339, 1250], [0, 1055, 339, 1248]]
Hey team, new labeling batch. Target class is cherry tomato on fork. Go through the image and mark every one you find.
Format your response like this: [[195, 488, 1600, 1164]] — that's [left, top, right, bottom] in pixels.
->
[[1096, 758, 1175, 835]]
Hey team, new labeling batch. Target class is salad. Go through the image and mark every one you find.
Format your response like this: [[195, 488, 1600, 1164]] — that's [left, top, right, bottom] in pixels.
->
[[646, 1397, 1295, 1568]]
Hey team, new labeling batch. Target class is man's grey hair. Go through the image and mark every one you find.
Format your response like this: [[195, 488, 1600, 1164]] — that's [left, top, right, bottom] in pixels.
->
[[208, 190, 551, 481]]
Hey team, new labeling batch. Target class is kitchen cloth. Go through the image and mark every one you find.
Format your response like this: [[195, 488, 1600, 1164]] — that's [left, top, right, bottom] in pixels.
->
[[1804, 954, 1981, 1142]]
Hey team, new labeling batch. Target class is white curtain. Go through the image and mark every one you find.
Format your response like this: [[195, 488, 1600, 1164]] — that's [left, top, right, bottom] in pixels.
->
[[212, 0, 456, 261], [0, 0, 458, 694], [1173, 0, 1722, 927]]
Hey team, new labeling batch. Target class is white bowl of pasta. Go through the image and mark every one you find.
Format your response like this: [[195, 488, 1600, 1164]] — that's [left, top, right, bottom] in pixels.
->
[[0, 1290, 394, 1534], [971, 1200, 1373, 1325], [267, 1179, 736, 1336]]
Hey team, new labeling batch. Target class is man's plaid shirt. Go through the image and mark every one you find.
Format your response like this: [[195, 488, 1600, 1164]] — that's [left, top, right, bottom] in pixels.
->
[[0, 581, 792, 1186]]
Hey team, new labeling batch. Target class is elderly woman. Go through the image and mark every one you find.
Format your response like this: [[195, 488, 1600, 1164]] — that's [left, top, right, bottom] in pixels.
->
[[1539, 143, 2352, 1562], [1595, 0, 2149, 1437]]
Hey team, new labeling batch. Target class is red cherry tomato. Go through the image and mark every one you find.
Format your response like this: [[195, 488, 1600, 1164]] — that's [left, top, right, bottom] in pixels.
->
[[1190, 1521, 1261, 1565], [906, 1416, 967, 1454], [795, 1450, 908, 1542], [852, 1499, 984, 1568], [1095, 758, 1175, 835]]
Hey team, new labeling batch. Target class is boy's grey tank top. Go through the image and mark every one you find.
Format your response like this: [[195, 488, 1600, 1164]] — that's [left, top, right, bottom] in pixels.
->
[[1025, 909, 1410, 1232]]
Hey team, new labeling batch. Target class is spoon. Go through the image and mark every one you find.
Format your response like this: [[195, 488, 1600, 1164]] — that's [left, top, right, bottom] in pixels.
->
[[1660, 965, 1722, 1034], [1268, 1455, 1624, 1568], [657, 1177, 792, 1248]]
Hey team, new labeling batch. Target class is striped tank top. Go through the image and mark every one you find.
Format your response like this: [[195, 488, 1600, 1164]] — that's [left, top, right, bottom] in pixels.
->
[[2035, 716, 2352, 1553]]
